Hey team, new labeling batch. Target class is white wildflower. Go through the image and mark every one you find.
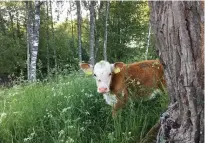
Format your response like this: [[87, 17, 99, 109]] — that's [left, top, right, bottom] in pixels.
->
[[80, 127, 85, 132], [58, 130, 65, 137], [66, 137, 74, 143], [0, 112, 7, 124]]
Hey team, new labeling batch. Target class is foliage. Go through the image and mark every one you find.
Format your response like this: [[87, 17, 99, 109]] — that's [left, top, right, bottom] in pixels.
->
[[0, 1, 156, 79], [0, 73, 168, 143]]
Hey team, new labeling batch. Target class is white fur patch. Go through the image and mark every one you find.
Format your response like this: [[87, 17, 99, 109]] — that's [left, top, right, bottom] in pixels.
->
[[103, 93, 117, 106], [94, 61, 112, 92]]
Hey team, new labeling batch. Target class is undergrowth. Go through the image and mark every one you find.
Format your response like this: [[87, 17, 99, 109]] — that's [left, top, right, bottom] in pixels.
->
[[0, 72, 168, 143]]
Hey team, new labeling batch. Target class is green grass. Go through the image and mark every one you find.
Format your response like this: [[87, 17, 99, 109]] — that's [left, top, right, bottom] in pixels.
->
[[0, 73, 168, 143]]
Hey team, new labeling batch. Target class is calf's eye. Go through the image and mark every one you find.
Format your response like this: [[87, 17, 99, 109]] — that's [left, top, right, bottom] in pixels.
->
[[93, 74, 96, 77], [109, 73, 112, 76]]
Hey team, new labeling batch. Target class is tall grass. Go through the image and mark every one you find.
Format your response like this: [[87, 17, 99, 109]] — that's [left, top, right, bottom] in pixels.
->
[[0, 73, 168, 143]]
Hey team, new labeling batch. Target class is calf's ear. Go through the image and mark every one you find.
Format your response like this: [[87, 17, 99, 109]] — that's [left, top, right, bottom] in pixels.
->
[[112, 62, 124, 74], [79, 63, 93, 75]]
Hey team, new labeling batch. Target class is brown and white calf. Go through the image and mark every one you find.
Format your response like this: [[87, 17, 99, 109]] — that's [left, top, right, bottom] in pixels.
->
[[80, 60, 166, 116]]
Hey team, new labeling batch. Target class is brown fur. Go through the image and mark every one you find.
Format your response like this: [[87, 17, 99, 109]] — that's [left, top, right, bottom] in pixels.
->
[[110, 60, 166, 116]]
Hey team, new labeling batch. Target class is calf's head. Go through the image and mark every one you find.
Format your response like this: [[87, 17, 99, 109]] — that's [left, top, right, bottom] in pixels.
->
[[80, 61, 124, 94]]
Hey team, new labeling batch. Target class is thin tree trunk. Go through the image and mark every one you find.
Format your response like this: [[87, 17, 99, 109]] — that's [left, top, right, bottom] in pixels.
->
[[8, 11, 14, 39], [145, 23, 151, 60], [29, 1, 41, 81], [76, 0, 82, 63], [0, 11, 6, 35], [149, 1, 204, 142], [89, 1, 95, 65], [16, 10, 21, 39], [46, 0, 50, 74], [70, 1, 74, 51], [26, 1, 31, 80], [50, 1, 57, 71], [94, 1, 104, 60], [103, 1, 109, 61]]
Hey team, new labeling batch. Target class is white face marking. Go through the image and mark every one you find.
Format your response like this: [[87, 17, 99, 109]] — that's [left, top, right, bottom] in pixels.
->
[[103, 93, 117, 106], [93, 61, 113, 93]]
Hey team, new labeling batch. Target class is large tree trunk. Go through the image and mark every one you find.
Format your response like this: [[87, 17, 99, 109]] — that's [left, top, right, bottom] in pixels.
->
[[89, 1, 95, 65], [149, 1, 204, 142]]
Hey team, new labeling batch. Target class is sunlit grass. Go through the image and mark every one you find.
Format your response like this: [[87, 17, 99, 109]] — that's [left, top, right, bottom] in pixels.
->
[[0, 72, 168, 143]]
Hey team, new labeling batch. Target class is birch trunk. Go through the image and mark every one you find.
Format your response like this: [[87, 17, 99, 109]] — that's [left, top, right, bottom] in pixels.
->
[[149, 1, 204, 142], [89, 1, 95, 65], [103, 1, 109, 61], [29, 1, 41, 81], [76, 0, 82, 63], [145, 23, 151, 60]]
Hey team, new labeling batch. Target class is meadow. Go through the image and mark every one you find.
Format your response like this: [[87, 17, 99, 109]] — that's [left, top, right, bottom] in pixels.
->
[[0, 72, 168, 143]]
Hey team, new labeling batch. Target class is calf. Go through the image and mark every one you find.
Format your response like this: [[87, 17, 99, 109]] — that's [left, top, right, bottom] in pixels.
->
[[80, 60, 166, 116]]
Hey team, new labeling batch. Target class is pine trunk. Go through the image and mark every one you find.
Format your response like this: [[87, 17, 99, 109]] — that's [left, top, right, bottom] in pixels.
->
[[149, 1, 204, 142]]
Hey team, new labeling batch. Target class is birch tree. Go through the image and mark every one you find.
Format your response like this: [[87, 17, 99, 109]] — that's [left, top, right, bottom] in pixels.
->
[[89, 1, 95, 65], [76, 0, 82, 63], [103, 1, 109, 61], [149, 1, 204, 142], [28, 1, 42, 81], [145, 23, 151, 60]]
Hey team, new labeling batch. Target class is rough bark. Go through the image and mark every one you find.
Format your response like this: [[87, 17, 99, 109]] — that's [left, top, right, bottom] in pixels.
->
[[103, 1, 110, 61], [89, 1, 95, 65], [149, 1, 204, 143], [76, 0, 82, 63], [29, 1, 41, 81]]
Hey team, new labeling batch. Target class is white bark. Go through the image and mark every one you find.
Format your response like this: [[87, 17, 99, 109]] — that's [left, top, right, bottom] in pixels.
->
[[29, 1, 41, 81], [145, 23, 151, 60]]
